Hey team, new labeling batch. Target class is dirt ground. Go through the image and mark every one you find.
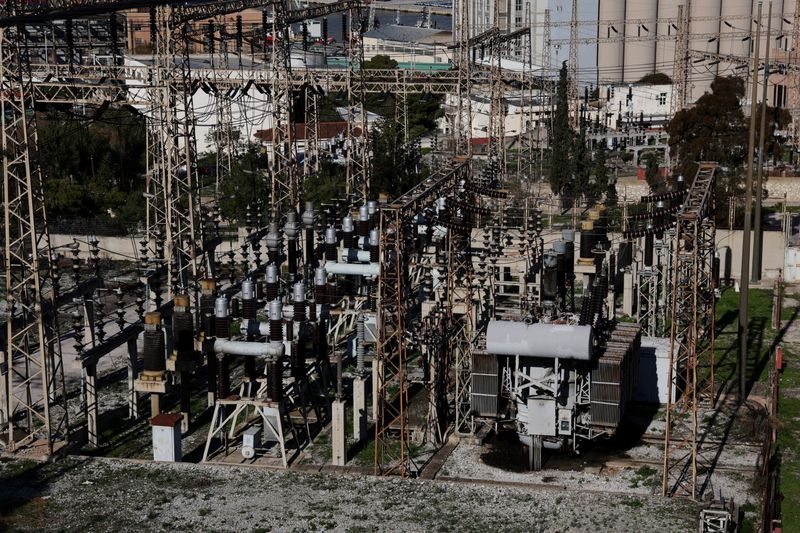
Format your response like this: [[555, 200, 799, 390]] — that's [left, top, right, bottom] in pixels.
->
[[0, 456, 699, 533]]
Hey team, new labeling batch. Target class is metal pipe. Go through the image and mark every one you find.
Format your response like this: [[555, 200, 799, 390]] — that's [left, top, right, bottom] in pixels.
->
[[213, 339, 285, 357], [341, 248, 372, 263], [324, 262, 380, 277]]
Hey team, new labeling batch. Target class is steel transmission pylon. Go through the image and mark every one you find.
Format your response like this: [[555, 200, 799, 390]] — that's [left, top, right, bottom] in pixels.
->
[[662, 163, 717, 500], [1, 23, 68, 452]]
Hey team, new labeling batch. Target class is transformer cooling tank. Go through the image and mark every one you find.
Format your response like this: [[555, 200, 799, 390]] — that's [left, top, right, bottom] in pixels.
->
[[486, 321, 593, 361]]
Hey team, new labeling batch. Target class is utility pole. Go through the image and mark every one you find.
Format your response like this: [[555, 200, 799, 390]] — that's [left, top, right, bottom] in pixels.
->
[[752, 1, 773, 283], [739, 1, 763, 402]]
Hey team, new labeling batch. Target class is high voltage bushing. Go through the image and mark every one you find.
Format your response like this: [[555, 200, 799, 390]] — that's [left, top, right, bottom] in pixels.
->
[[644, 227, 655, 267], [214, 296, 231, 339], [241, 279, 257, 321], [357, 205, 370, 238], [314, 267, 327, 306], [293, 282, 307, 323], [553, 240, 567, 299], [342, 214, 355, 249], [542, 252, 558, 302], [562, 229, 575, 276], [265, 264, 279, 302], [302, 202, 317, 265], [325, 227, 338, 261], [266, 222, 282, 266], [580, 221, 595, 262], [142, 312, 166, 376], [269, 300, 283, 342], [172, 294, 194, 358], [369, 229, 380, 263], [285, 211, 300, 281]]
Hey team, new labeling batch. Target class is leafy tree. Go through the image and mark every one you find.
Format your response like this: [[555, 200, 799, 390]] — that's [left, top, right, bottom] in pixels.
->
[[549, 62, 573, 205], [637, 72, 672, 85], [370, 117, 426, 199], [303, 161, 346, 206], [643, 152, 660, 192], [362, 54, 398, 70], [37, 108, 146, 226], [218, 145, 268, 223], [754, 104, 792, 165], [595, 141, 616, 205], [667, 76, 748, 223]]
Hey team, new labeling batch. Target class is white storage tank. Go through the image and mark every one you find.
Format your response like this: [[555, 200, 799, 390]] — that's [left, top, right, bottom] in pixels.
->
[[623, 0, 658, 82], [761, 0, 784, 58], [654, 0, 679, 80], [597, 0, 625, 83], [783, 0, 796, 54], [689, 0, 722, 101], [719, 0, 752, 60]]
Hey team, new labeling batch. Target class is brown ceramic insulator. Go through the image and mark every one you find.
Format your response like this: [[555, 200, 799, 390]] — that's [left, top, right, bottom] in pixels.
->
[[142, 330, 166, 373], [215, 316, 230, 338], [241, 298, 257, 320], [294, 301, 306, 322], [270, 320, 282, 342]]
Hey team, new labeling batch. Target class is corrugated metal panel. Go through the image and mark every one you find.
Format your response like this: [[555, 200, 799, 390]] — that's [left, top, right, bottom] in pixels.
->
[[471, 352, 498, 417], [590, 323, 642, 432]]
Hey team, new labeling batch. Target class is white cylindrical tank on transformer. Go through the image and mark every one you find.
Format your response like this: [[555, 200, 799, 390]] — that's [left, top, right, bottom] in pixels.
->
[[486, 321, 594, 360]]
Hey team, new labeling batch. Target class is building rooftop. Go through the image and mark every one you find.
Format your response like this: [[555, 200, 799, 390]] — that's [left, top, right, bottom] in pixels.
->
[[364, 24, 451, 44]]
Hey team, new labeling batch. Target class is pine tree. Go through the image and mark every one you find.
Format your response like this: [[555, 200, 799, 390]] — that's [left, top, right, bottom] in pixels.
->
[[549, 62, 573, 206]]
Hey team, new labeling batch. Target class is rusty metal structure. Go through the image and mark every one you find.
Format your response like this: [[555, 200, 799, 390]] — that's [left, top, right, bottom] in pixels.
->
[[662, 162, 717, 499]]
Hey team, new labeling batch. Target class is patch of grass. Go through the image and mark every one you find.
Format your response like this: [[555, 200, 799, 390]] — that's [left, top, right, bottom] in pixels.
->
[[623, 498, 643, 509], [777, 342, 800, 532], [629, 465, 659, 488]]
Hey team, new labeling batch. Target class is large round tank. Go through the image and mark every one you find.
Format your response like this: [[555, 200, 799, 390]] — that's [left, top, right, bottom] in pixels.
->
[[784, 0, 796, 54], [654, 0, 679, 79], [689, 0, 722, 101], [623, 0, 658, 83], [719, 0, 752, 60], [486, 321, 594, 361], [597, 0, 625, 83], [761, 0, 784, 59]]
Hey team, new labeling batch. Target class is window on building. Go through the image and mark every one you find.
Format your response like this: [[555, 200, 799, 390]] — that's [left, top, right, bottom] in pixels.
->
[[658, 92, 667, 105], [515, 0, 522, 11], [515, 16, 522, 24]]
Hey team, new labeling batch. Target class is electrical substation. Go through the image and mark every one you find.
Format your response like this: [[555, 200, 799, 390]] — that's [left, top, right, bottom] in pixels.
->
[[0, 0, 792, 531]]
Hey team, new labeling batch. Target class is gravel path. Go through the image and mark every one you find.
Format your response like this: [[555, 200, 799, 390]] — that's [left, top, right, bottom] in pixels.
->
[[0, 456, 699, 532]]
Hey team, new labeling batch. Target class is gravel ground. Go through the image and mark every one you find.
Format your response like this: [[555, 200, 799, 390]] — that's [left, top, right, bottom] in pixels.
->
[[0, 456, 699, 532]]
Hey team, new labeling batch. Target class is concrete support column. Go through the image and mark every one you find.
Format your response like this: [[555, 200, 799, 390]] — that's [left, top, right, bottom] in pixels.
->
[[150, 393, 161, 417], [622, 270, 634, 316], [127, 339, 139, 420], [331, 399, 346, 466], [179, 371, 191, 434], [353, 376, 367, 442], [86, 363, 98, 447]]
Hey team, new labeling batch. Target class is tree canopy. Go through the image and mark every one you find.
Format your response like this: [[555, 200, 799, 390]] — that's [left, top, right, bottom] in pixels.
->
[[667, 75, 791, 224], [637, 72, 672, 85], [37, 108, 146, 227], [362, 54, 398, 70]]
